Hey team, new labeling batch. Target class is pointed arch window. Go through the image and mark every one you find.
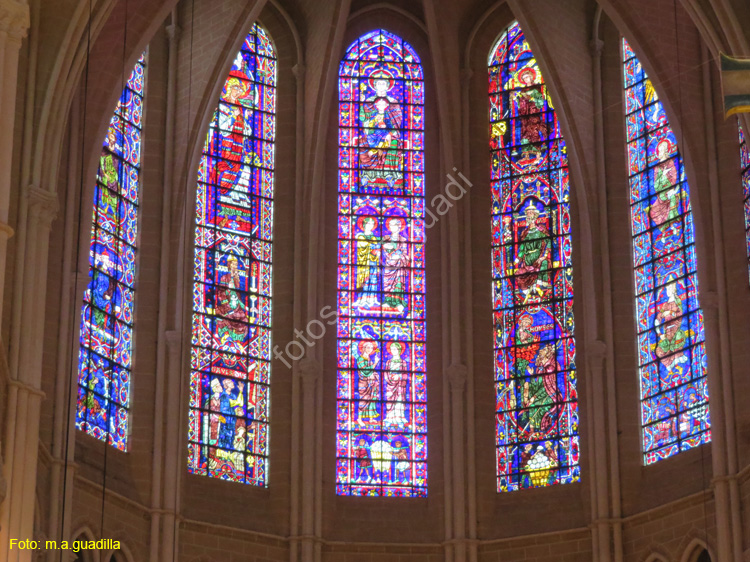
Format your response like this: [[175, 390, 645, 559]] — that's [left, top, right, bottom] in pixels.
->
[[622, 39, 710, 463], [76, 52, 147, 451], [335, 29, 427, 497], [187, 23, 276, 485], [488, 22, 579, 491], [739, 124, 750, 281]]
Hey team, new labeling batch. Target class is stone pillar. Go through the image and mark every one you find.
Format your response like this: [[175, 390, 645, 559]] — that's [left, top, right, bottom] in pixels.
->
[[0, 0, 30, 330], [447, 364, 468, 562], [1, 185, 57, 562], [296, 357, 320, 562], [160, 330, 183, 562], [701, 292, 734, 562], [586, 340, 612, 562]]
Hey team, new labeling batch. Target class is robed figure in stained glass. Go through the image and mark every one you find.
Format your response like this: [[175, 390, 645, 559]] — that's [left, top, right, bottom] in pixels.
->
[[76, 53, 146, 451], [188, 24, 275, 486], [215, 257, 251, 344], [513, 68, 549, 145], [654, 281, 688, 378], [622, 38, 709, 463], [336, 29, 427, 497], [91, 252, 120, 332], [649, 139, 681, 227], [490, 22, 579, 491], [216, 78, 250, 193], [514, 203, 551, 302]]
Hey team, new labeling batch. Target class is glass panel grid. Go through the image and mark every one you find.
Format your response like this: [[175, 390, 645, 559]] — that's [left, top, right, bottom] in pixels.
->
[[488, 22, 580, 492], [335, 29, 427, 498], [187, 24, 275, 486], [76, 51, 147, 451], [739, 123, 750, 282], [622, 38, 710, 464]]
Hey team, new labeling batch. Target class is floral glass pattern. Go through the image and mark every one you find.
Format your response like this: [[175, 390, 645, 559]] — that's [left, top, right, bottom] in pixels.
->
[[335, 29, 427, 497], [622, 38, 710, 463], [489, 22, 579, 491], [76, 52, 147, 451], [740, 124, 750, 281], [187, 24, 275, 485]]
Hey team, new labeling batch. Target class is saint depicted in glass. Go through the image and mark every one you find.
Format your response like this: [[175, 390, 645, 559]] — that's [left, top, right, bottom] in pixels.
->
[[76, 53, 146, 451], [489, 22, 579, 491], [335, 29, 427, 497], [187, 24, 276, 485], [739, 124, 750, 281], [622, 38, 710, 463]]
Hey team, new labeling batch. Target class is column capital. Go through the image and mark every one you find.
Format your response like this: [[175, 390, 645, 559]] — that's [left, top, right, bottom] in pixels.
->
[[0, 0, 30, 41], [447, 363, 467, 392], [298, 357, 321, 385], [165, 22, 181, 42], [7, 377, 46, 398], [702, 290, 719, 311], [0, 220, 13, 241], [26, 185, 58, 229], [588, 339, 607, 358], [292, 63, 305, 81], [589, 38, 604, 57], [165, 330, 182, 351]]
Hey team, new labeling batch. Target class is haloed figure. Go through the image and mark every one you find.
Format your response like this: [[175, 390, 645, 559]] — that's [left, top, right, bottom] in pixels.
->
[[382, 217, 409, 313]]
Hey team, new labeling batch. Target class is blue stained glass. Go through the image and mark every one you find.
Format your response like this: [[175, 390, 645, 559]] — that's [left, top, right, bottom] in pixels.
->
[[187, 23, 276, 486], [622, 38, 710, 464], [76, 52, 147, 451], [739, 124, 750, 282], [488, 22, 580, 492], [335, 29, 428, 498]]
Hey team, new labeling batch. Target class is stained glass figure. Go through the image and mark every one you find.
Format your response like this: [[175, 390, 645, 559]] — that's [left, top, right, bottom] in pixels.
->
[[622, 38, 710, 463], [739, 123, 750, 281], [335, 29, 427, 497], [488, 22, 579, 492], [76, 52, 147, 451], [187, 24, 276, 486]]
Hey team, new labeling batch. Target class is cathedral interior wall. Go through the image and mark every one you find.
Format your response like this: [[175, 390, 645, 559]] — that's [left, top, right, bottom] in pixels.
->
[[2, 0, 750, 560]]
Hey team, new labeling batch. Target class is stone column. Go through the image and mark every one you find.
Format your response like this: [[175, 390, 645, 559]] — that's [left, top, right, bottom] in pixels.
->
[[447, 364, 468, 562], [701, 292, 734, 562], [0, 0, 30, 330], [160, 330, 183, 562], [296, 357, 320, 562], [1, 185, 57, 562], [586, 340, 612, 562]]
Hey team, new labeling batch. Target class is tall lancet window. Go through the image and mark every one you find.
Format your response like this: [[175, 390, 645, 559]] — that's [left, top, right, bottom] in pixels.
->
[[187, 24, 276, 485], [489, 22, 579, 491], [622, 39, 710, 463], [335, 29, 427, 497], [739, 124, 750, 280], [76, 52, 147, 451]]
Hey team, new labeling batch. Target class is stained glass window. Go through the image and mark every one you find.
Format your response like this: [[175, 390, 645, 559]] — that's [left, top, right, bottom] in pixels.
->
[[187, 23, 276, 486], [488, 22, 579, 492], [335, 29, 427, 497], [739, 123, 750, 281], [622, 38, 710, 463], [76, 52, 147, 451]]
